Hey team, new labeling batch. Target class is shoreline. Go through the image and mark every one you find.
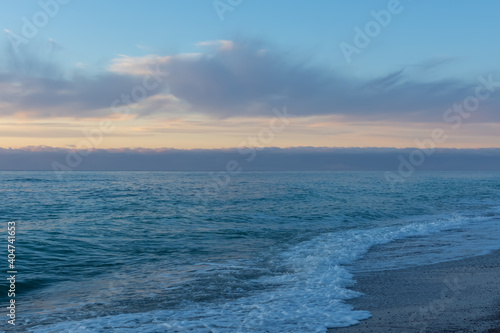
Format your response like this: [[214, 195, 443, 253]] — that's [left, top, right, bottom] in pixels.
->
[[330, 250, 500, 332]]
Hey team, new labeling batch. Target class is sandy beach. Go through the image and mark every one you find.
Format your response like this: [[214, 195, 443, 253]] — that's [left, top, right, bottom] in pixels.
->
[[330, 250, 500, 333]]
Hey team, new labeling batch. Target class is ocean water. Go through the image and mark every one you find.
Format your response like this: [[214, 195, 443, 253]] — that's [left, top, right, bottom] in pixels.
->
[[1, 171, 500, 332]]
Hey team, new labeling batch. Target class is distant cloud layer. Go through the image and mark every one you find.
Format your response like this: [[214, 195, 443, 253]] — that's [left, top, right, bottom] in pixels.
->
[[1, 147, 499, 171], [2, 39, 500, 122]]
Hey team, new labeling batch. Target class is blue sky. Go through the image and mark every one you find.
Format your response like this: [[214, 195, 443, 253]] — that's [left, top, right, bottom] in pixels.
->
[[1, 0, 499, 150], [3, 0, 499, 76]]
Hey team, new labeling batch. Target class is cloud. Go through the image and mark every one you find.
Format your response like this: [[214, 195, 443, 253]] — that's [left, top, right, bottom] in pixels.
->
[[1, 146, 500, 171], [100, 39, 500, 122], [196, 40, 235, 51], [108, 54, 172, 76], [416, 56, 459, 71], [1, 38, 499, 122], [0, 71, 168, 118], [0, 40, 173, 118]]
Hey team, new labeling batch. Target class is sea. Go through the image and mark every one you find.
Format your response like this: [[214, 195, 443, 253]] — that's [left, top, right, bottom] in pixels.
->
[[1, 171, 500, 332]]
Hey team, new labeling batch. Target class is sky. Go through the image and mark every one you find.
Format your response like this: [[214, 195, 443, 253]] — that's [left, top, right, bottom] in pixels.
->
[[1, 0, 499, 153]]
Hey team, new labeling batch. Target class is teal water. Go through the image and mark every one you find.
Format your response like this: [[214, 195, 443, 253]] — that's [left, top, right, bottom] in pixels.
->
[[1, 171, 500, 332]]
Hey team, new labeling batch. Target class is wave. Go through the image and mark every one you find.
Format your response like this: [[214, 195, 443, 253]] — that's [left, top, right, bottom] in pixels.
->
[[4, 178, 53, 183], [29, 213, 492, 333]]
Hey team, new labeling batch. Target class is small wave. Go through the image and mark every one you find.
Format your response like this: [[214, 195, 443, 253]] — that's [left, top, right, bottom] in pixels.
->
[[4, 178, 52, 183], [30, 215, 479, 333]]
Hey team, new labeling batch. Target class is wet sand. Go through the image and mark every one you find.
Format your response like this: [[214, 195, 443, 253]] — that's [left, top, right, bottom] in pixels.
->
[[330, 250, 500, 332]]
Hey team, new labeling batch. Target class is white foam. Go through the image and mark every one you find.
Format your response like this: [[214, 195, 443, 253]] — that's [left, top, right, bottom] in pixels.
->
[[354, 215, 500, 272], [31, 214, 486, 333]]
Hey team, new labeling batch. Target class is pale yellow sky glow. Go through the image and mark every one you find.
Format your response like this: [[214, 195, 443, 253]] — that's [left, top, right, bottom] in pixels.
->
[[2, 114, 499, 150], [1, 41, 499, 150]]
